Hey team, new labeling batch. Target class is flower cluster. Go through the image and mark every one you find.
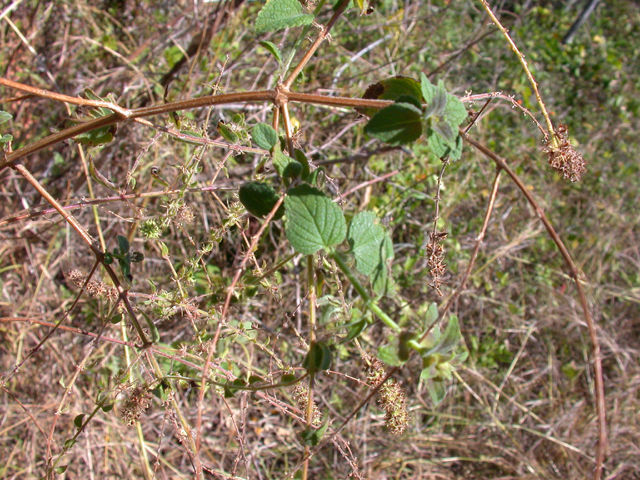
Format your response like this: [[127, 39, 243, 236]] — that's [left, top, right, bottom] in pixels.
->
[[425, 231, 448, 296], [364, 354, 408, 435], [545, 124, 586, 182], [292, 382, 322, 427], [119, 384, 152, 426], [67, 269, 118, 302]]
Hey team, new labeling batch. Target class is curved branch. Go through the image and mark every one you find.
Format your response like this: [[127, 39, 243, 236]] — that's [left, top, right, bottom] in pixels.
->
[[461, 132, 607, 480]]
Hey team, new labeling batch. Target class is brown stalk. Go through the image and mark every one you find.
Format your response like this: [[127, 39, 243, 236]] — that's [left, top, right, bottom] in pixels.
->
[[282, 0, 350, 89], [10, 164, 150, 345], [0, 80, 391, 170], [461, 132, 607, 480]]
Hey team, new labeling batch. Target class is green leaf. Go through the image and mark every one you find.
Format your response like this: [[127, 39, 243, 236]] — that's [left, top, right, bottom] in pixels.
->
[[1, 133, 13, 146], [347, 211, 395, 296], [303, 342, 332, 373], [371, 233, 394, 296], [420, 73, 437, 105], [130, 251, 144, 263], [347, 211, 385, 277], [343, 318, 367, 342], [73, 414, 85, 429], [426, 378, 446, 405], [424, 302, 438, 326], [54, 465, 68, 474], [239, 181, 284, 219], [301, 418, 329, 446], [364, 102, 422, 145], [0, 110, 12, 125], [63, 438, 76, 449], [420, 315, 462, 358], [117, 235, 130, 254], [101, 403, 114, 412], [444, 94, 468, 128], [251, 122, 279, 150], [75, 125, 115, 146], [424, 83, 448, 118], [273, 145, 303, 180], [259, 40, 283, 63], [377, 344, 403, 367], [360, 76, 423, 116], [255, 0, 314, 34], [217, 121, 239, 143], [284, 184, 346, 255], [427, 130, 463, 161]]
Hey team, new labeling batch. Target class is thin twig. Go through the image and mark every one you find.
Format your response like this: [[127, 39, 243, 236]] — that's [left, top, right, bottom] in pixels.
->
[[283, 0, 350, 89], [476, 0, 555, 145]]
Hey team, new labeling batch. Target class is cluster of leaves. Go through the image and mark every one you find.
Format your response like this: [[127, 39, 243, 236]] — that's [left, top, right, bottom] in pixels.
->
[[363, 74, 468, 158], [104, 235, 144, 282]]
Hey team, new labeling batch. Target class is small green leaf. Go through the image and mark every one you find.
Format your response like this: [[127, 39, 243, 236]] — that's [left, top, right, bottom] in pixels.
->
[[158, 241, 169, 257], [130, 251, 144, 263], [420, 72, 437, 105], [284, 184, 346, 255], [117, 235, 130, 253], [0, 110, 12, 125], [103, 252, 114, 265], [347, 211, 385, 277], [63, 438, 76, 449], [255, 0, 314, 34], [0, 133, 13, 145], [101, 403, 114, 412], [364, 102, 422, 145], [444, 95, 468, 128], [282, 374, 297, 384], [73, 414, 85, 429], [377, 344, 403, 367], [371, 233, 394, 296], [426, 378, 446, 405], [54, 465, 68, 474], [343, 318, 367, 342], [303, 342, 332, 374], [427, 130, 463, 160], [273, 145, 303, 180], [217, 121, 239, 143], [432, 119, 456, 143], [425, 302, 438, 326], [259, 40, 283, 63], [420, 315, 462, 358], [424, 83, 448, 118], [75, 125, 115, 146], [239, 181, 284, 219], [251, 122, 279, 150], [301, 418, 329, 446]]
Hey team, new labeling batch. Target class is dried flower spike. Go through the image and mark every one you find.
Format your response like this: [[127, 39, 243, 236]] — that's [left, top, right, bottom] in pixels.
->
[[363, 354, 409, 435], [545, 124, 586, 182], [119, 385, 152, 426], [425, 231, 448, 296], [292, 383, 322, 427]]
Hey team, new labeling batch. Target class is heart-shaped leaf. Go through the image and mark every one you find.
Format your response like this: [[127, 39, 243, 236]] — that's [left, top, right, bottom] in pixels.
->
[[284, 184, 346, 255], [239, 181, 284, 219]]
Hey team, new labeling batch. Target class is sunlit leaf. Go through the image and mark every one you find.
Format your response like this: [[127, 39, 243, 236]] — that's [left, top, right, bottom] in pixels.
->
[[255, 0, 314, 34], [284, 184, 346, 255]]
